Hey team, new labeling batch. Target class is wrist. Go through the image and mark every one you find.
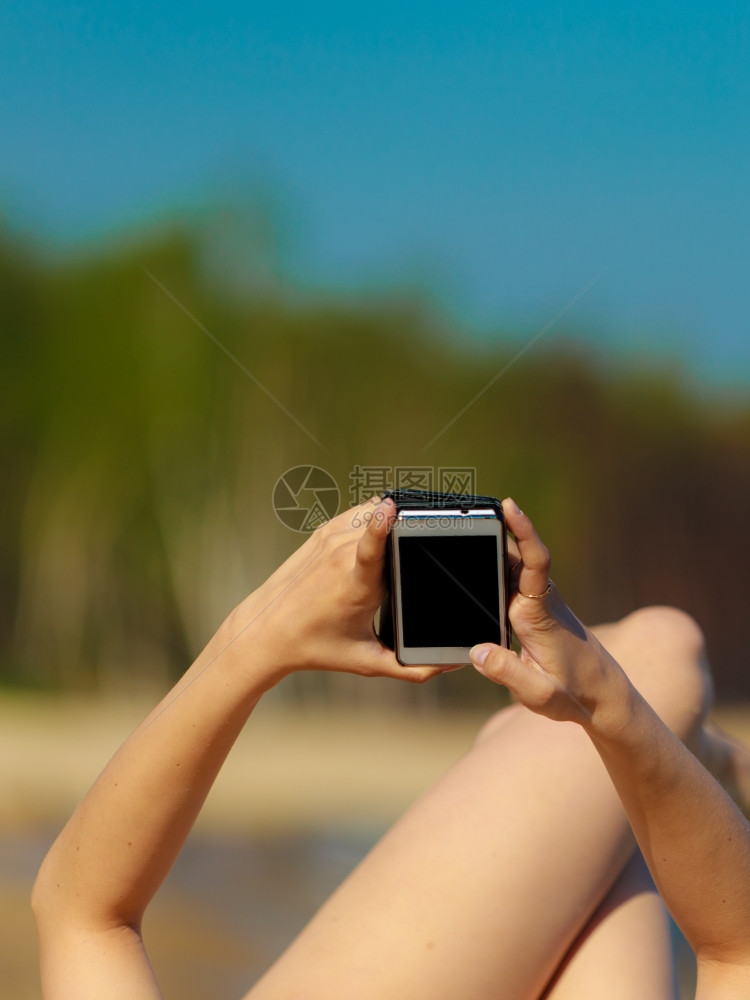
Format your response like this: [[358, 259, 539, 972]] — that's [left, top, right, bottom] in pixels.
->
[[203, 593, 294, 694], [580, 643, 642, 741]]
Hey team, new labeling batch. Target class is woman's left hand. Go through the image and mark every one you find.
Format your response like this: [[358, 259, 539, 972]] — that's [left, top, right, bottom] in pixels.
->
[[471, 499, 623, 726], [225, 497, 442, 684]]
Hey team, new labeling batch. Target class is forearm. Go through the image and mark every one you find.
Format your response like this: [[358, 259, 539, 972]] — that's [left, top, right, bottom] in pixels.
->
[[34, 607, 281, 931], [473, 502, 750, 984], [32, 500, 432, 998], [33, 498, 418, 938], [584, 669, 750, 963]]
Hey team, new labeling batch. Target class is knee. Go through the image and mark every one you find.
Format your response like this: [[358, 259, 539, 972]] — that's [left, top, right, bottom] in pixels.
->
[[621, 605, 706, 658], [473, 704, 525, 746], [598, 606, 713, 741]]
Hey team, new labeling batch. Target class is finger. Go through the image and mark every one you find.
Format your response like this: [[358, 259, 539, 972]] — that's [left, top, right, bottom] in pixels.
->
[[396, 664, 446, 683], [351, 498, 395, 595], [324, 496, 380, 534], [506, 534, 521, 564], [471, 643, 523, 688], [502, 498, 551, 600], [471, 643, 548, 704], [352, 638, 444, 684]]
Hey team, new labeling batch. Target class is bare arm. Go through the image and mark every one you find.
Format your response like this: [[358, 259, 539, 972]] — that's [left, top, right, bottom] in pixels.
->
[[33, 629, 272, 1000], [32, 500, 436, 1000], [472, 500, 750, 992], [585, 678, 750, 993]]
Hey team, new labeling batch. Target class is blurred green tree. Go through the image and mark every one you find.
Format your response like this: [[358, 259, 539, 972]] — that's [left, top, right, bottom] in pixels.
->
[[2, 219, 749, 701]]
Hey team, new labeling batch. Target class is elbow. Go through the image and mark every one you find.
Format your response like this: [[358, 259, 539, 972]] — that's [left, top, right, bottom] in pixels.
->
[[31, 851, 63, 936], [32, 841, 144, 938], [697, 944, 750, 967], [32, 842, 89, 936]]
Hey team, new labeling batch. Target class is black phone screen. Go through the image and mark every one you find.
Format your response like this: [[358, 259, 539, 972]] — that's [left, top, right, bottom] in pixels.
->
[[397, 535, 502, 647]]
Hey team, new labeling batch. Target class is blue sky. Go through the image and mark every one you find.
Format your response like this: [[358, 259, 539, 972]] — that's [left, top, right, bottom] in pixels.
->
[[2, 1, 749, 384]]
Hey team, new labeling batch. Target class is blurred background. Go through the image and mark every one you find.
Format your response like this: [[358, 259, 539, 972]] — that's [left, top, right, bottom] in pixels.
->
[[2, 1, 749, 996]]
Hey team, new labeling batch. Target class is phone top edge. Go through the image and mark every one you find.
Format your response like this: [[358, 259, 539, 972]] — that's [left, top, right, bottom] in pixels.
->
[[384, 490, 505, 522], [395, 508, 500, 519]]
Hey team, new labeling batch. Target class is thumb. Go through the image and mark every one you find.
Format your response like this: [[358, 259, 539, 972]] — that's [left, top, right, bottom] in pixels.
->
[[471, 643, 546, 704], [351, 499, 394, 595]]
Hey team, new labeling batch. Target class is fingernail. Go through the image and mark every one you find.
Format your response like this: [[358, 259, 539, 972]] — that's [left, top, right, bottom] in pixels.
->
[[470, 644, 491, 667], [372, 500, 394, 528]]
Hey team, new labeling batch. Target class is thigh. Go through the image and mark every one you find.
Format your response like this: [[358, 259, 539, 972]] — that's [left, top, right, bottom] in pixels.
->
[[542, 851, 675, 1000], [245, 608, 711, 1000], [245, 706, 634, 1000]]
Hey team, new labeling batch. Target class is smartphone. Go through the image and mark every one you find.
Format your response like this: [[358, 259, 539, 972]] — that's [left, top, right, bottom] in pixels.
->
[[379, 494, 511, 665]]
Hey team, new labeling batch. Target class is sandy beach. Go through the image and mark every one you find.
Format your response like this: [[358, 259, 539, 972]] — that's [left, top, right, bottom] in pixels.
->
[[3, 693, 749, 999]]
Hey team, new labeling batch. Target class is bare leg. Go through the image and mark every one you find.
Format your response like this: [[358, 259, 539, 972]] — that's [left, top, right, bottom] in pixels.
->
[[595, 607, 750, 816], [245, 607, 711, 1000], [542, 851, 675, 1000], [589, 606, 713, 756]]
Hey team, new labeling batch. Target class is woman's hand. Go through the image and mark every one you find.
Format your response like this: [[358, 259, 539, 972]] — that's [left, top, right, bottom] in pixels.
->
[[223, 497, 442, 684], [471, 499, 624, 726]]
